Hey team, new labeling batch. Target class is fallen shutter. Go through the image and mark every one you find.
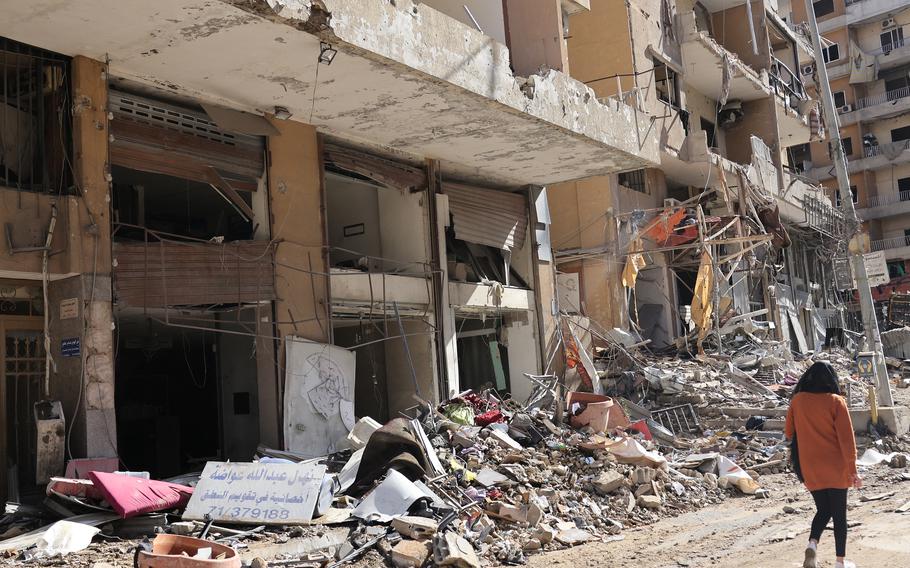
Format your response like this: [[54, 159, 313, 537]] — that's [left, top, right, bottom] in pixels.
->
[[443, 182, 527, 250], [108, 90, 265, 191]]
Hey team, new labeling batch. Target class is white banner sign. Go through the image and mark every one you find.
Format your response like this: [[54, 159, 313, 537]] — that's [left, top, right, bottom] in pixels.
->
[[183, 461, 326, 524]]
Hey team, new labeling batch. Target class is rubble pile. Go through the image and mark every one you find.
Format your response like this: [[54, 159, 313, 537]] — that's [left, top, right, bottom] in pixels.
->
[[2, 336, 907, 567]]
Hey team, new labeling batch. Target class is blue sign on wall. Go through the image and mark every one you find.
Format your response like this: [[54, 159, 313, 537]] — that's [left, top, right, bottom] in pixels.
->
[[61, 338, 80, 358]]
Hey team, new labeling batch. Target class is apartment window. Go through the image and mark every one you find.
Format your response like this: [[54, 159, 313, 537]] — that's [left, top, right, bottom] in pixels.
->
[[813, 0, 834, 18], [888, 261, 906, 279], [842, 137, 853, 157], [787, 143, 811, 172], [700, 117, 717, 148], [822, 43, 840, 63], [881, 28, 905, 52], [899, 177, 910, 199], [833, 91, 847, 108], [885, 75, 910, 99], [892, 125, 910, 143], [836, 185, 858, 206], [653, 59, 680, 108], [904, 229, 910, 246], [618, 169, 648, 194]]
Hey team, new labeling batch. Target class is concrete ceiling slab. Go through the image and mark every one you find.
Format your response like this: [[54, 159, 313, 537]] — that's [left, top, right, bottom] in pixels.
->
[[0, 0, 659, 187], [681, 35, 771, 103]]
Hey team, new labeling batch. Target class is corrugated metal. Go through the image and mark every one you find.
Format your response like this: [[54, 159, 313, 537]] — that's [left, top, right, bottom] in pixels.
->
[[444, 182, 527, 250], [109, 90, 264, 187], [113, 240, 275, 308]]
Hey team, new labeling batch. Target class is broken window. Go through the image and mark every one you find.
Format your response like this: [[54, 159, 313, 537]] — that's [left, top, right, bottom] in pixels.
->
[[0, 38, 71, 193], [618, 169, 648, 194], [652, 59, 680, 108], [444, 182, 530, 287], [787, 143, 811, 173], [700, 118, 717, 149], [456, 316, 510, 393]]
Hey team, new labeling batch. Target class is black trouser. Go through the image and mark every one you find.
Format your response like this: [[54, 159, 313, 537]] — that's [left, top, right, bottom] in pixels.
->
[[810, 488, 848, 557]]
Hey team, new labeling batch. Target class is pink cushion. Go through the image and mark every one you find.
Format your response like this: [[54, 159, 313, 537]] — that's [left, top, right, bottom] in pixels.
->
[[88, 471, 193, 518]]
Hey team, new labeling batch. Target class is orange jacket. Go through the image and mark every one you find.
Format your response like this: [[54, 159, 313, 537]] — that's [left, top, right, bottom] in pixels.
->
[[785, 392, 857, 491]]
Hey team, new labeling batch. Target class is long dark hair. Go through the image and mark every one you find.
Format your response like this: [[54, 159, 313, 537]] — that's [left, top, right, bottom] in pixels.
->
[[793, 361, 842, 395]]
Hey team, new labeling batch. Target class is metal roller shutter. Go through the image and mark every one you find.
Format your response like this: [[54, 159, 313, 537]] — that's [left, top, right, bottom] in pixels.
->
[[443, 182, 528, 250], [108, 90, 265, 190]]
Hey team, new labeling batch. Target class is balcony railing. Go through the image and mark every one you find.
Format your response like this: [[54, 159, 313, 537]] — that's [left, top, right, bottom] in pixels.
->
[[864, 139, 910, 158], [873, 29, 908, 56], [864, 190, 910, 209], [804, 196, 846, 238], [871, 235, 910, 252], [855, 85, 910, 110], [770, 56, 807, 104]]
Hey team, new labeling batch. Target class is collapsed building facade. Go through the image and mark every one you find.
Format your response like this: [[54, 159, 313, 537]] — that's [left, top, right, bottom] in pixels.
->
[[548, 0, 850, 355], [0, 0, 664, 501]]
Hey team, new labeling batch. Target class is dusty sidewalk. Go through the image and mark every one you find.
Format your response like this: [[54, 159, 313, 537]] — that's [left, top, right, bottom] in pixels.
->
[[527, 470, 910, 568]]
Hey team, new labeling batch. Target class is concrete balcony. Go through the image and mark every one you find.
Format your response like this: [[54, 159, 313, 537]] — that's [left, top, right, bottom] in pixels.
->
[[839, 85, 910, 126], [449, 281, 535, 312], [0, 0, 659, 187], [846, 0, 903, 26], [849, 140, 910, 174], [870, 236, 910, 261], [679, 12, 771, 104], [857, 191, 910, 221], [330, 269, 431, 317]]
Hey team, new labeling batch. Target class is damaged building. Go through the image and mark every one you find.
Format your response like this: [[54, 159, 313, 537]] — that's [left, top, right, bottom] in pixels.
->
[[0, 0, 661, 499], [548, 0, 849, 357]]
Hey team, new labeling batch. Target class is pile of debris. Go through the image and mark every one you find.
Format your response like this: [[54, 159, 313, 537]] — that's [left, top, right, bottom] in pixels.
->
[[3, 328, 906, 567], [0, 370, 794, 568]]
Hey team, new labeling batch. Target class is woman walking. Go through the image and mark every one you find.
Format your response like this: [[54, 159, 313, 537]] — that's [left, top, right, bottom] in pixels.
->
[[785, 361, 861, 568]]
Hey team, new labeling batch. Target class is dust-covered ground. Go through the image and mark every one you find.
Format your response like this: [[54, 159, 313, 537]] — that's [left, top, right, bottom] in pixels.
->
[[526, 467, 910, 568]]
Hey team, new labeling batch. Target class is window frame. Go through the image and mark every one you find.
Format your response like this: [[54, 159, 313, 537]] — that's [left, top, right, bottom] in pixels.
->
[[833, 91, 847, 108], [812, 0, 835, 18], [822, 42, 840, 63], [652, 58, 681, 109], [618, 169, 649, 195]]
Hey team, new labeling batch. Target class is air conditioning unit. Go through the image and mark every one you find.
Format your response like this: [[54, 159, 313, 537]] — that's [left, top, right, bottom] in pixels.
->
[[839, 104, 853, 113], [882, 18, 896, 29], [801, 63, 815, 76]]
